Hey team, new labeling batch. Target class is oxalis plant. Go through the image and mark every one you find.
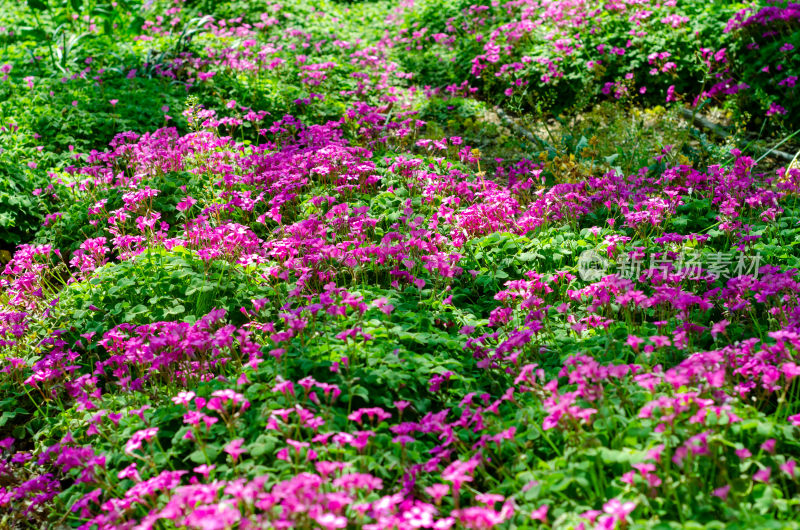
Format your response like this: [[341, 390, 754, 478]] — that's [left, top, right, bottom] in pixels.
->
[[1, 0, 800, 529]]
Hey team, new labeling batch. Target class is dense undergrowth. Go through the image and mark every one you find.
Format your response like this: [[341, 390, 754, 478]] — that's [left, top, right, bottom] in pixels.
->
[[1, 0, 800, 528]]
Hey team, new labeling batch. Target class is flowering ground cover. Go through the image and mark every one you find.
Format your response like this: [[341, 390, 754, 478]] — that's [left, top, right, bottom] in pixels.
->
[[1, 0, 800, 528]]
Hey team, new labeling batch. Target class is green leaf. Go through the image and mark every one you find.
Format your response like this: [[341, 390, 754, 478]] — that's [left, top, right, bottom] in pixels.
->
[[188, 449, 207, 464], [164, 304, 186, 316], [575, 135, 589, 153], [0, 408, 26, 427]]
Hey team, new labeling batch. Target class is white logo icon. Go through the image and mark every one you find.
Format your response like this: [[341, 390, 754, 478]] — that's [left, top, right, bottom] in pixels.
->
[[577, 250, 609, 281]]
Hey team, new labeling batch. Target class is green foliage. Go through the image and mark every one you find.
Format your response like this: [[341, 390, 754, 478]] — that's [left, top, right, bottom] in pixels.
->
[[54, 246, 271, 337], [0, 165, 44, 249], [2, 1, 800, 528]]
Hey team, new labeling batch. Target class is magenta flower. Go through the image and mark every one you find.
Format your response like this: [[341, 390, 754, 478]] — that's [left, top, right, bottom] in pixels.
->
[[224, 439, 246, 462], [530, 504, 548, 522], [425, 483, 449, 504], [124, 427, 159, 455], [712, 485, 730, 500], [603, 498, 636, 523], [710, 319, 730, 339], [171, 391, 196, 407], [315, 513, 347, 529], [626, 335, 643, 352], [117, 463, 141, 482], [781, 460, 797, 479], [394, 400, 410, 412], [753, 467, 771, 483], [193, 464, 215, 479], [766, 102, 787, 116]]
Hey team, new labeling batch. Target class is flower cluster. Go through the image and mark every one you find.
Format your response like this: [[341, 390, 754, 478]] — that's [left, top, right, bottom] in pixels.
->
[[0, 0, 799, 529]]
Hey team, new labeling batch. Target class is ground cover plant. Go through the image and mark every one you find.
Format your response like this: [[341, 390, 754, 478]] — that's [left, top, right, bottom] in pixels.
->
[[1, 0, 800, 528]]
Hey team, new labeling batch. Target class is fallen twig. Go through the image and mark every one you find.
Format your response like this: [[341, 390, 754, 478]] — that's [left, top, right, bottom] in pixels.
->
[[679, 108, 794, 162], [493, 106, 548, 148]]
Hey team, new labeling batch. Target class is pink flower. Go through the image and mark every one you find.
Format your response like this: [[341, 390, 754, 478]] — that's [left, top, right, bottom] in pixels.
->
[[224, 439, 246, 462], [530, 504, 548, 522], [315, 513, 347, 529], [434, 518, 455, 530], [712, 485, 730, 500], [273, 379, 295, 396], [767, 102, 787, 117], [646, 444, 665, 462], [393, 434, 414, 446], [783, 362, 800, 380], [193, 464, 215, 479], [626, 335, 643, 352], [394, 400, 410, 412], [374, 297, 394, 315], [753, 467, 771, 483], [781, 460, 797, 479], [426, 483, 449, 504], [710, 319, 729, 339], [109, 99, 118, 107], [124, 427, 159, 455], [475, 493, 505, 506], [117, 463, 141, 482], [580, 510, 601, 524], [348, 407, 390, 425], [603, 498, 636, 523], [650, 335, 671, 348], [171, 391, 196, 406], [442, 456, 479, 492]]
